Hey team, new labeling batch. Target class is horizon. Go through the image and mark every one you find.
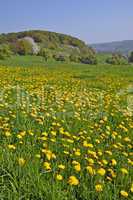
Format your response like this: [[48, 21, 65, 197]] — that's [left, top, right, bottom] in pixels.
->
[[0, 0, 133, 44]]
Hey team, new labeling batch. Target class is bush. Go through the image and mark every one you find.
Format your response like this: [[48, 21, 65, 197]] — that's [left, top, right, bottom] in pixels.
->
[[53, 53, 67, 62], [80, 55, 97, 64], [15, 39, 33, 55], [106, 54, 128, 65], [38, 48, 51, 61], [69, 54, 80, 63], [128, 52, 133, 63], [0, 44, 12, 60]]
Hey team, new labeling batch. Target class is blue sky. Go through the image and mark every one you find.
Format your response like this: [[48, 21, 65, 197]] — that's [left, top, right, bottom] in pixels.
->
[[0, 0, 133, 43]]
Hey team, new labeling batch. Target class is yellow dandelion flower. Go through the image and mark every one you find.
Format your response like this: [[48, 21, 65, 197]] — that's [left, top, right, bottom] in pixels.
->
[[74, 164, 81, 172], [58, 164, 65, 170], [97, 168, 106, 176], [56, 174, 63, 181], [8, 144, 16, 150], [5, 131, 11, 137], [120, 190, 128, 198], [86, 166, 95, 175], [120, 168, 128, 175], [111, 159, 117, 166], [43, 162, 51, 170], [18, 158, 26, 166], [95, 184, 103, 192], [68, 176, 79, 186]]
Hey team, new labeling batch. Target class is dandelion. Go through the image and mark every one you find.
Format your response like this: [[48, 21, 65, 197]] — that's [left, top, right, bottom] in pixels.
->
[[120, 168, 128, 175], [8, 144, 16, 150], [120, 190, 128, 198], [97, 168, 106, 176], [74, 164, 81, 172], [111, 159, 117, 166], [18, 158, 26, 166], [68, 176, 79, 186], [56, 174, 63, 181], [86, 166, 95, 175], [43, 162, 51, 170], [58, 164, 65, 170], [95, 184, 103, 192]]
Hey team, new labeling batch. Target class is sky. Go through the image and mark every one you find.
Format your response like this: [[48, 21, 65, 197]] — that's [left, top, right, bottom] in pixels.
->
[[0, 0, 133, 44]]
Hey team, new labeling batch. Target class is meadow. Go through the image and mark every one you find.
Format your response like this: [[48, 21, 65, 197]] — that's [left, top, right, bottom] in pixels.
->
[[0, 61, 133, 200]]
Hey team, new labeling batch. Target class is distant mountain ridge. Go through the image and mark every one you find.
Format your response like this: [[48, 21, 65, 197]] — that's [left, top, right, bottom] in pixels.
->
[[91, 40, 133, 55]]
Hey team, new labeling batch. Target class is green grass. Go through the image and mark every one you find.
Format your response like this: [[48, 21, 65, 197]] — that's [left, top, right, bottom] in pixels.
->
[[0, 58, 133, 200]]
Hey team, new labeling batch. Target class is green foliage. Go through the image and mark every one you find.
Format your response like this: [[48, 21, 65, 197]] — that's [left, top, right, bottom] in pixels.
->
[[0, 44, 12, 60], [128, 51, 133, 63], [15, 39, 33, 55], [38, 48, 51, 61], [106, 53, 128, 65], [69, 54, 80, 63], [0, 30, 93, 59], [53, 53, 68, 62], [80, 55, 97, 64]]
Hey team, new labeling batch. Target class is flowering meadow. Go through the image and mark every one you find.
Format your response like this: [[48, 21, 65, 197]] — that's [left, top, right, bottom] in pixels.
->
[[0, 65, 133, 199]]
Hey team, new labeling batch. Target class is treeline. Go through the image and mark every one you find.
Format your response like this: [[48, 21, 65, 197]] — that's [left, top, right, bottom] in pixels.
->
[[0, 30, 133, 65], [0, 30, 97, 64], [0, 30, 87, 50]]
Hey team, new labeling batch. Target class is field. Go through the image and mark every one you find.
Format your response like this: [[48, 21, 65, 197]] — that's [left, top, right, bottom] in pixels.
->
[[0, 62, 133, 200]]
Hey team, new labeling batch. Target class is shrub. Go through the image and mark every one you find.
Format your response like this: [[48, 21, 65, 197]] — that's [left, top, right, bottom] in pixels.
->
[[53, 53, 67, 62], [15, 39, 33, 55], [0, 44, 12, 60], [69, 54, 80, 63], [38, 48, 51, 61], [80, 55, 97, 64], [128, 51, 133, 63], [106, 54, 128, 65]]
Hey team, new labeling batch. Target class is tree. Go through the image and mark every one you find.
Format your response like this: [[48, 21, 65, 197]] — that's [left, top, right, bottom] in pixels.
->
[[38, 48, 51, 61], [53, 53, 67, 62], [69, 54, 80, 63], [128, 52, 133, 63], [0, 44, 12, 60], [80, 55, 97, 64], [106, 53, 128, 65], [15, 39, 33, 55]]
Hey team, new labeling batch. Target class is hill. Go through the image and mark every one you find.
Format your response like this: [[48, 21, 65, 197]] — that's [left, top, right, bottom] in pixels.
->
[[91, 40, 133, 55], [0, 30, 92, 56]]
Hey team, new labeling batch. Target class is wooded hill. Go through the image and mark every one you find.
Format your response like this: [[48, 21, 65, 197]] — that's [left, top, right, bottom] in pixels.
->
[[0, 30, 93, 55]]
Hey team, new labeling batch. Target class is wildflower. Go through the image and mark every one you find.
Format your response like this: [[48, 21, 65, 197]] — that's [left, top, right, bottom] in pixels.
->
[[95, 184, 103, 192], [43, 162, 51, 170], [5, 131, 11, 137], [88, 158, 94, 165], [83, 141, 93, 148], [97, 168, 106, 176], [58, 164, 65, 170], [72, 161, 79, 165], [120, 168, 128, 175], [120, 190, 128, 198], [8, 144, 16, 150], [102, 159, 108, 165], [74, 164, 81, 172], [56, 174, 63, 181], [68, 176, 79, 186], [111, 159, 117, 166], [18, 158, 26, 166], [86, 166, 95, 175], [75, 151, 81, 156]]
